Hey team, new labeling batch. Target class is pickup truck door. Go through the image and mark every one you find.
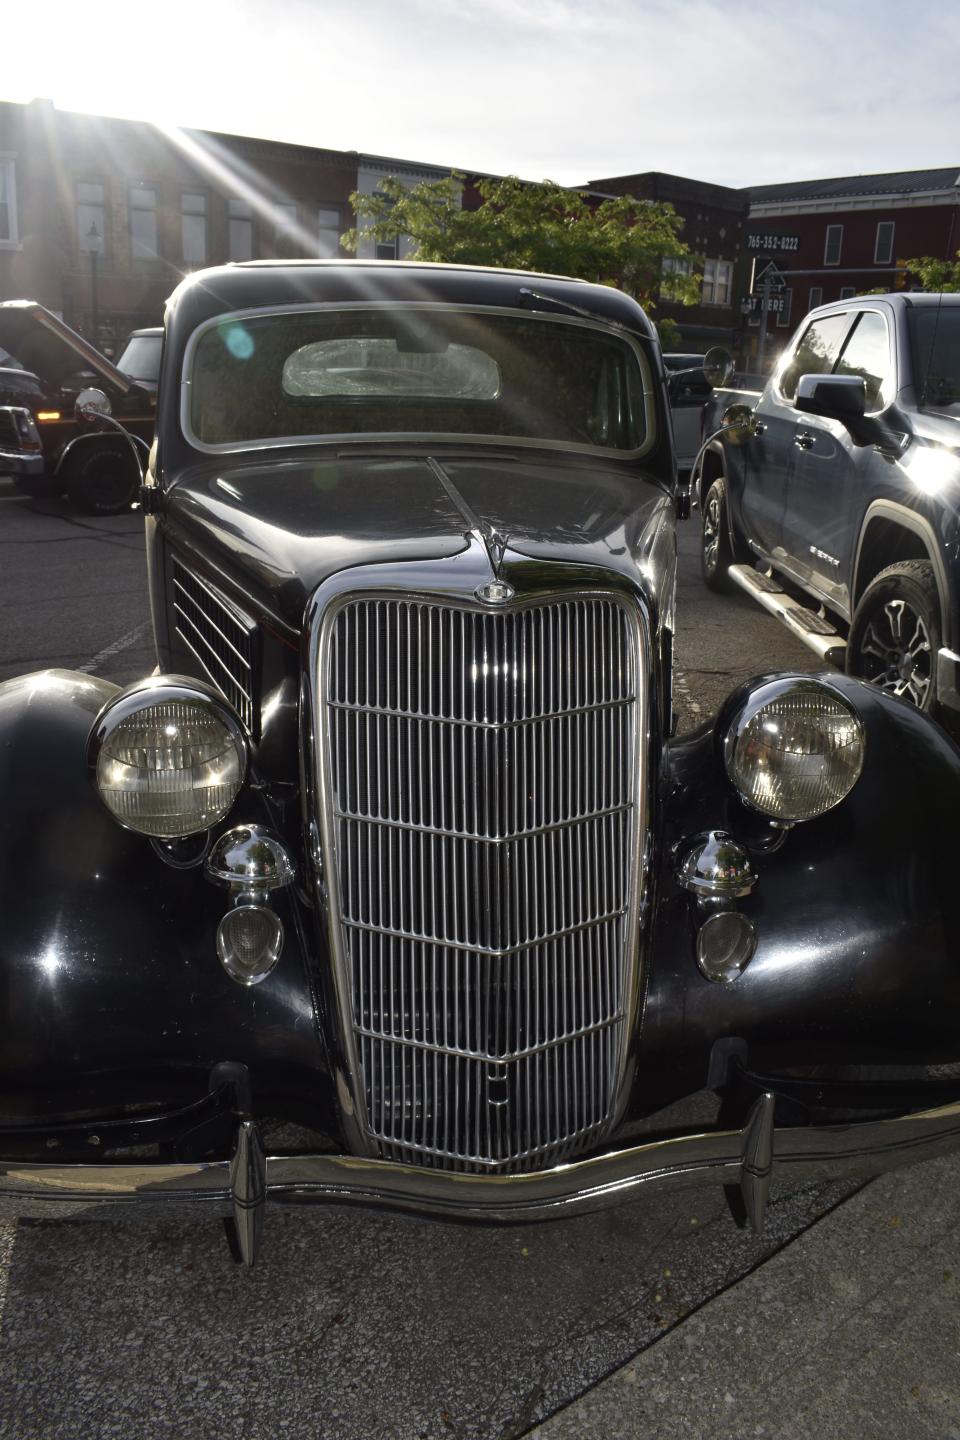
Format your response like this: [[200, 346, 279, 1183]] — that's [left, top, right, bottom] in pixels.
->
[[739, 383, 805, 558], [748, 312, 857, 581], [780, 309, 895, 613]]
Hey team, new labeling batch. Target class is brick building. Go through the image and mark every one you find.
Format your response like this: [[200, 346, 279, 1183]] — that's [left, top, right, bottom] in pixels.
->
[[587, 171, 748, 351], [0, 98, 359, 354], [740, 167, 960, 365]]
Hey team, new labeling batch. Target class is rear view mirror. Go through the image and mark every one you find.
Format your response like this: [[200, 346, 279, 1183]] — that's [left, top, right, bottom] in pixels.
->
[[76, 387, 112, 421], [795, 374, 866, 420], [703, 347, 735, 389], [721, 402, 757, 445]]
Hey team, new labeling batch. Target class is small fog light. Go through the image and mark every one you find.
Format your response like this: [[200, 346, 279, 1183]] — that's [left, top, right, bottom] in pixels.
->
[[697, 910, 757, 984], [217, 905, 284, 986]]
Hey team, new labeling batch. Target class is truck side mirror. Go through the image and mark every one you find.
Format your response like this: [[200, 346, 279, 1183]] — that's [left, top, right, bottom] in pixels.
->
[[795, 374, 867, 420]]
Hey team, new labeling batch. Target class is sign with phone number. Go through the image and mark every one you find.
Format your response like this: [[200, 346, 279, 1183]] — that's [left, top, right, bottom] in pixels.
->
[[746, 233, 800, 252]]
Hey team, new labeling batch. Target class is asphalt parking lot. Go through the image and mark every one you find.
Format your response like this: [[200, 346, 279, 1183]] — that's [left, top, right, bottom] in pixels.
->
[[0, 487, 949, 1439]]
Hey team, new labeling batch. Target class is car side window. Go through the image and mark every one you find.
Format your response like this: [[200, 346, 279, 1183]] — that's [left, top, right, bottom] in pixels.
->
[[833, 311, 891, 411], [779, 313, 855, 402]]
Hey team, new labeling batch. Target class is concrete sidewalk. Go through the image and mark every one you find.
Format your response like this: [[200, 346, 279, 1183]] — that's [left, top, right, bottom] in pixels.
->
[[530, 1152, 960, 1440]]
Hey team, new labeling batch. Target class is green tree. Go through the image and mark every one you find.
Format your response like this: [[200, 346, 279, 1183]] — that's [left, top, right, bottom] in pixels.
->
[[903, 250, 960, 292], [343, 174, 701, 333]]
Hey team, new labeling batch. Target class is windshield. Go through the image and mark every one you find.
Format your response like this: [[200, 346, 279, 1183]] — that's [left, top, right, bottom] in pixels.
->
[[909, 306, 960, 414], [117, 334, 162, 382], [186, 307, 650, 455]]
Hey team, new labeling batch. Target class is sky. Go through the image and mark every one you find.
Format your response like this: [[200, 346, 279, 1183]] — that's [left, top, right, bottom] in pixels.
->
[[5, 0, 959, 189]]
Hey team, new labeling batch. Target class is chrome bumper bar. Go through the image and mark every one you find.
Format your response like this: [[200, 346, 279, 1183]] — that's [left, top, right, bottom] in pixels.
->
[[4, 1094, 960, 1264]]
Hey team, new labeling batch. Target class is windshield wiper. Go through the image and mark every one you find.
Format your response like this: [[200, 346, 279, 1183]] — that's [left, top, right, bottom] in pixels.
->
[[517, 287, 622, 328]]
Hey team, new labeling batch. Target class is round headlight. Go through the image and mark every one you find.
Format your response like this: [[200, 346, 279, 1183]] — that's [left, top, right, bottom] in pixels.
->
[[90, 678, 247, 838], [724, 678, 865, 823]]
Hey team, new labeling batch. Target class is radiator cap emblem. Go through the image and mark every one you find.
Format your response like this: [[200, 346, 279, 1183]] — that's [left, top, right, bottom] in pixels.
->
[[475, 580, 515, 605]]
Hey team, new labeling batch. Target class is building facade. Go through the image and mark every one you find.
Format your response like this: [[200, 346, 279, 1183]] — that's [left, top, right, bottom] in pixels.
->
[[740, 167, 960, 365], [587, 170, 748, 352], [0, 99, 359, 354]]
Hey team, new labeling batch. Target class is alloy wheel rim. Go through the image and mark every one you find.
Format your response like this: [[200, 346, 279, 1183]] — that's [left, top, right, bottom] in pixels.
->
[[703, 492, 720, 572], [858, 597, 932, 707]]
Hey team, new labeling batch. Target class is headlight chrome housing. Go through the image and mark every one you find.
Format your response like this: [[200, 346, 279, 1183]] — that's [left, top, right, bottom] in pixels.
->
[[724, 678, 865, 824], [89, 677, 247, 838]]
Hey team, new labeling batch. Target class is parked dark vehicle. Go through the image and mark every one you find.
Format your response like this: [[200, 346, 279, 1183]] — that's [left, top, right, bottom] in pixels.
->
[[663, 352, 709, 471], [0, 301, 155, 513], [116, 325, 163, 398], [3, 262, 960, 1267], [695, 293, 960, 715]]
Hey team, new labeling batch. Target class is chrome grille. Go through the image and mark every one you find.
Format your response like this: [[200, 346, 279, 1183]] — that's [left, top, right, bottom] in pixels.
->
[[321, 594, 643, 1173], [0, 409, 21, 449], [171, 559, 258, 734]]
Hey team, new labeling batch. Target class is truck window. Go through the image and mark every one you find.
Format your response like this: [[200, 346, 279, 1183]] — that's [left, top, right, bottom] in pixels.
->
[[909, 307, 960, 414], [834, 311, 891, 411], [779, 313, 854, 402]]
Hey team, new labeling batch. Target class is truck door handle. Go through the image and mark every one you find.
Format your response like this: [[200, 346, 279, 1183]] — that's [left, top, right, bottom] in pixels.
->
[[794, 431, 814, 450]]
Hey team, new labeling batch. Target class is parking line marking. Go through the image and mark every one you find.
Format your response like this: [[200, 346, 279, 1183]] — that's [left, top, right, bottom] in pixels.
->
[[77, 621, 150, 675]]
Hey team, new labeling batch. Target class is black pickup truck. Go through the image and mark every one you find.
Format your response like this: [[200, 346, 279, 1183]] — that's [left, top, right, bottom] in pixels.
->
[[695, 293, 960, 714]]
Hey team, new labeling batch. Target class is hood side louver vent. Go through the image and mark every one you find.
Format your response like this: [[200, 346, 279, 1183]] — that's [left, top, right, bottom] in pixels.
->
[[171, 558, 259, 735]]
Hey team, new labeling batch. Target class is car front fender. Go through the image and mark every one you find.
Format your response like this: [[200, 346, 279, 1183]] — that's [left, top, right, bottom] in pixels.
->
[[0, 670, 331, 1126]]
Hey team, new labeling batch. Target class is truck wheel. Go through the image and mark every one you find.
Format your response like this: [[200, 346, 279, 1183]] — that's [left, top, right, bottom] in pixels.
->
[[701, 478, 734, 592], [66, 446, 140, 515], [847, 561, 941, 712]]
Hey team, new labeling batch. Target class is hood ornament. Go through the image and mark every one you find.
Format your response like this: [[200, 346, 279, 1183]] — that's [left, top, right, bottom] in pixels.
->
[[475, 580, 515, 606]]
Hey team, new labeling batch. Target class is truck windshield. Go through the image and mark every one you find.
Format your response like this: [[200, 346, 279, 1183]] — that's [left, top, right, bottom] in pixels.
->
[[117, 334, 162, 383], [909, 306, 960, 414], [186, 307, 649, 455]]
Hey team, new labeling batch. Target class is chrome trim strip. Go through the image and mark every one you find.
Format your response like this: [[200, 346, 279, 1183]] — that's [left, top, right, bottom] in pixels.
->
[[4, 1099, 960, 1224], [179, 301, 656, 460]]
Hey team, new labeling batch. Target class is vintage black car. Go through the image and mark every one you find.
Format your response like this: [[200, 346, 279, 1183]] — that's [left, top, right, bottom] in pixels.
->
[[2, 260, 960, 1266], [0, 301, 154, 512]]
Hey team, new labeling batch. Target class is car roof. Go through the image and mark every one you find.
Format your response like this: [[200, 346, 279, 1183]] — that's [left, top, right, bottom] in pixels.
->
[[163, 259, 657, 348]]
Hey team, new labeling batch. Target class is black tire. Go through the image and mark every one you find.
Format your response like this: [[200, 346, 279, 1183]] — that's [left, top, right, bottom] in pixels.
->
[[701, 477, 735, 592], [66, 445, 140, 515], [846, 560, 941, 712]]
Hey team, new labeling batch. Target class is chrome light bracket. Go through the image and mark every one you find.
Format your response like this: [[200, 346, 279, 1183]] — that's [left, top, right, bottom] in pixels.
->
[[677, 831, 758, 983], [206, 825, 295, 905]]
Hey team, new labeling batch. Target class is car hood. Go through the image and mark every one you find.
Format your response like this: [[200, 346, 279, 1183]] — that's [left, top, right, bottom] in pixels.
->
[[0, 302, 133, 393], [164, 452, 674, 631]]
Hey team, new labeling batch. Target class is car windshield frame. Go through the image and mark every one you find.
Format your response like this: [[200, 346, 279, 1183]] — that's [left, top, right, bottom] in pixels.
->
[[180, 302, 656, 461]]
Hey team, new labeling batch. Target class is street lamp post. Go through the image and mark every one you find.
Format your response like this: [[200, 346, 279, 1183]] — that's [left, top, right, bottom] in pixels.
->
[[87, 220, 100, 344]]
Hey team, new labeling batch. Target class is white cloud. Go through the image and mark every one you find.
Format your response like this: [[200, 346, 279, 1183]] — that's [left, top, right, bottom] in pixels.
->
[[5, 0, 959, 188]]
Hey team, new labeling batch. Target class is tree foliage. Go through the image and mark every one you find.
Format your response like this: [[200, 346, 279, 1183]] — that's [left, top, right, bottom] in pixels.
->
[[903, 250, 960, 292], [343, 174, 701, 326]]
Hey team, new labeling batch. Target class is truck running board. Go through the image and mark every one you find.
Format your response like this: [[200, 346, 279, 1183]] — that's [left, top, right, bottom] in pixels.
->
[[728, 564, 847, 666]]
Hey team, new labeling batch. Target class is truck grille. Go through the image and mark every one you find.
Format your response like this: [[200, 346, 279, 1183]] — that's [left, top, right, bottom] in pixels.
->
[[0, 409, 21, 449], [171, 559, 258, 734], [320, 594, 644, 1173]]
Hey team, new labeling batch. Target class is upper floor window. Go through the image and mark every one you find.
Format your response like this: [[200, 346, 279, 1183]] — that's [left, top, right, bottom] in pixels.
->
[[77, 181, 106, 255], [129, 186, 158, 259], [228, 199, 253, 261], [0, 158, 19, 246], [824, 224, 843, 266], [181, 192, 207, 266], [875, 221, 895, 266], [660, 255, 693, 299], [702, 258, 733, 306], [317, 205, 342, 259]]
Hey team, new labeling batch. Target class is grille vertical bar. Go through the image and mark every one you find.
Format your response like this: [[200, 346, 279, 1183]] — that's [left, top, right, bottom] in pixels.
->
[[321, 594, 643, 1173]]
